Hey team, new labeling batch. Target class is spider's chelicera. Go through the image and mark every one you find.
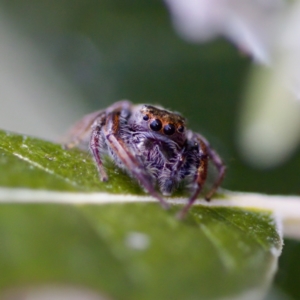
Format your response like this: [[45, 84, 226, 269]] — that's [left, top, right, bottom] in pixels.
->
[[65, 100, 225, 218]]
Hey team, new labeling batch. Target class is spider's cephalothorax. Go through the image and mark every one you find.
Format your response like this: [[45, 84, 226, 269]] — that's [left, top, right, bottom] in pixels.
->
[[65, 100, 225, 218]]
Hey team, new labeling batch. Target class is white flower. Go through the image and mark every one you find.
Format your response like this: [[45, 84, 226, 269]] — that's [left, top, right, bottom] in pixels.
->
[[164, 0, 285, 64], [165, 0, 300, 168]]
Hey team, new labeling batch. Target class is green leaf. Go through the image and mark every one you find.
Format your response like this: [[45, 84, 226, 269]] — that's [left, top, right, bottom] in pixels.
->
[[0, 130, 283, 300], [0, 129, 144, 194]]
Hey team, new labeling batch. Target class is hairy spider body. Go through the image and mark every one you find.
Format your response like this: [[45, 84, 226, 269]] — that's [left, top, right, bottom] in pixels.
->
[[65, 100, 225, 218]]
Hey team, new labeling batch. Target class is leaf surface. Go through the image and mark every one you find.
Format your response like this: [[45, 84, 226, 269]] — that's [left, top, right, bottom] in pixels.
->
[[0, 130, 282, 300]]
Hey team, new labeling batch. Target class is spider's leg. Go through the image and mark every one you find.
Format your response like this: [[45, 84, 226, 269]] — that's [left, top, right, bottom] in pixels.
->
[[195, 134, 226, 201], [62, 100, 132, 149], [177, 138, 208, 219], [103, 110, 170, 210], [90, 123, 108, 182], [63, 110, 106, 149], [84, 100, 133, 182]]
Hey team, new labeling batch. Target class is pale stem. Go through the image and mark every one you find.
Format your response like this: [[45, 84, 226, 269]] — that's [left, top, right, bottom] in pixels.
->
[[0, 187, 299, 240]]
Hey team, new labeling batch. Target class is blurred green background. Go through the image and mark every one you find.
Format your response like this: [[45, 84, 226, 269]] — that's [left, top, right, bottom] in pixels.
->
[[0, 0, 299, 299]]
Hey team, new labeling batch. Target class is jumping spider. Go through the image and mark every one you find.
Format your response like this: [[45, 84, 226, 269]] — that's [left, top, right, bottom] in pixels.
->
[[65, 100, 225, 218]]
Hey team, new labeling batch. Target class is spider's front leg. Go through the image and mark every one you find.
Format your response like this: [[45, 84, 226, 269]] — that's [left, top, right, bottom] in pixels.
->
[[77, 101, 133, 181], [195, 133, 226, 201], [177, 134, 226, 219], [176, 138, 208, 219], [90, 122, 108, 182], [103, 109, 170, 210]]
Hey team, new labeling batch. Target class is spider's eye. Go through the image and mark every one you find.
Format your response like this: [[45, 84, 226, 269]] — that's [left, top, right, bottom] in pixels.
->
[[163, 124, 175, 135], [178, 125, 184, 133], [150, 119, 162, 131], [143, 115, 149, 121]]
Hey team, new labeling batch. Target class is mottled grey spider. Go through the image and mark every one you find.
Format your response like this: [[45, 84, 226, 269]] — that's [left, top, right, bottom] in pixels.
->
[[65, 100, 225, 218]]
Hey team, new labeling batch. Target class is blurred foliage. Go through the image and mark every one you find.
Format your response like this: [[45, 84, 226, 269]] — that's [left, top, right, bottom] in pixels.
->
[[0, 0, 299, 299]]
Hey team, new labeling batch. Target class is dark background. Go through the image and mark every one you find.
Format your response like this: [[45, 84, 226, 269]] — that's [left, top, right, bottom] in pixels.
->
[[0, 1, 299, 298]]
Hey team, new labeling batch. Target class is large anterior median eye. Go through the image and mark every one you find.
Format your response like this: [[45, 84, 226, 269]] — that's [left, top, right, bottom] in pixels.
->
[[150, 119, 162, 131], [163, 124, 175, 135]]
